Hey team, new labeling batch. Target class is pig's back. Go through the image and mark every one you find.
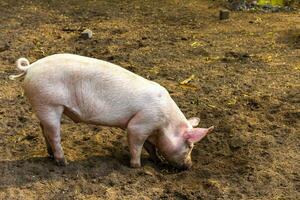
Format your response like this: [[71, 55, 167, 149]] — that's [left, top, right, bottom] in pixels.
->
[[23, 54, 169, 127], [25, 53, 143, 83]]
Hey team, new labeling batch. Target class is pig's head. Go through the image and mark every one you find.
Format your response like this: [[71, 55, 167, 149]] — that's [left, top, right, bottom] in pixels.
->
[[156, 117, 214, 170]]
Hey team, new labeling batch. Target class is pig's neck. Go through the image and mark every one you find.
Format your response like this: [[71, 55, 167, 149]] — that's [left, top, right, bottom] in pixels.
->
[[149, 98, 190, 147], [167, 98, 190, 131], [152, 108, 189, 155]]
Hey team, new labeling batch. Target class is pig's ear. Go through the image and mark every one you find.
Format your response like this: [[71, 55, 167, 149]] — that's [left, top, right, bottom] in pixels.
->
[[184, 126, 214, 143], [188, 117, 200, 127]]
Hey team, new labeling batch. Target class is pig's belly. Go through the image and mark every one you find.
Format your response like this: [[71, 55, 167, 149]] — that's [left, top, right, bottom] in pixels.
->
[[62, 101, 136, 129]]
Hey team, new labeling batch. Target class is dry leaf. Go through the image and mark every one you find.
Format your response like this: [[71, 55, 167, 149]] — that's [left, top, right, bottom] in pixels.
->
[[180, 74, 195, 85], [179, 84, 198, 89], [255, 17, 262, 23], [208, 104, 217, 108], [191, 41, 204, 48], [149, 66, 160, 75], [294, 65, 300, 71], [227, 98, 237, 105]]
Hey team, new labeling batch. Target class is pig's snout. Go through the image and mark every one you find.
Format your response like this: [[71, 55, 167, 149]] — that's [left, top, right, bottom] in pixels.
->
[[172, 158, 193, 170], [175, 162, 192, 170], [181, 159, 193, 170]]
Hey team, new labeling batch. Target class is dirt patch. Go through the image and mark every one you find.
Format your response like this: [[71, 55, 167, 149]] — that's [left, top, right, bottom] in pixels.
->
[[0, 0, 299, 199]]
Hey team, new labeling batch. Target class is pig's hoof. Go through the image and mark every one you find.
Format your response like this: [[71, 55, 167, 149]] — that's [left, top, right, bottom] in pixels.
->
[[47, 152, 54, 159], [55, 158, 68, 166], [46, 147, 54, 158], [130, 162, 141, 168]]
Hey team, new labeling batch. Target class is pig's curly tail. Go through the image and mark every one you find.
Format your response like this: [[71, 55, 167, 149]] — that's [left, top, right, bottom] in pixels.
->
[[9, 58, 31, 80]]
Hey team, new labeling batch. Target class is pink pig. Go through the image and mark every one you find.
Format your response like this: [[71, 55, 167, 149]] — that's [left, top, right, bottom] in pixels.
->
[[10, 54, 214, 169]]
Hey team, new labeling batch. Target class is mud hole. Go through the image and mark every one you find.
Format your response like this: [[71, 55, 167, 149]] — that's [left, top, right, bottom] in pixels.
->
[[0, 0, 299, 199]]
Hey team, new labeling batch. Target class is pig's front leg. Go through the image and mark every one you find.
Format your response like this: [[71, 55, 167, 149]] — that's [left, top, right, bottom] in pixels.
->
[[127, 112, 155, 168]]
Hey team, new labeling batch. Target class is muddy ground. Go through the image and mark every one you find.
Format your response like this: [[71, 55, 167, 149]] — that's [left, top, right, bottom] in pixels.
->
[[0, 0, 299, 199]]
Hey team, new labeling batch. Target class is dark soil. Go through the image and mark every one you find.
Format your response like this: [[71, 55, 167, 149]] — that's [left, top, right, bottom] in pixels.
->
[[0, 0, 299, 199]]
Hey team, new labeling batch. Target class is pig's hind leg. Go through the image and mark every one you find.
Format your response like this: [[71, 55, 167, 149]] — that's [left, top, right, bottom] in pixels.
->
[[40, 122, 54, 158], [35, 105, 67, 166]]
